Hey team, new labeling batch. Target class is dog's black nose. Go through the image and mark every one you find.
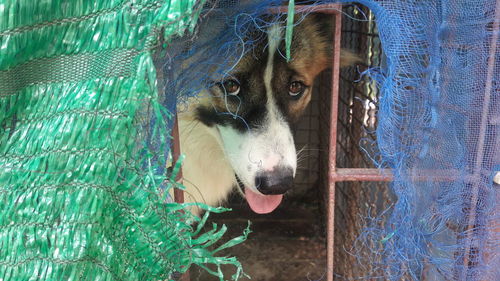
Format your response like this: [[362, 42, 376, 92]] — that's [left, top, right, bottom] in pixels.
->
[[254, 167, 294, 195]]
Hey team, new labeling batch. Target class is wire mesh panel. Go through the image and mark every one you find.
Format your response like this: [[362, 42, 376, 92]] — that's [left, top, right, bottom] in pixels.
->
[[3, 1, 497, 280], [316, 4, 394, 280], [338, 4, 382, 168], [172, 1, 500, 279], [291, 84, 322, 201], [288, 4, 395, 279]]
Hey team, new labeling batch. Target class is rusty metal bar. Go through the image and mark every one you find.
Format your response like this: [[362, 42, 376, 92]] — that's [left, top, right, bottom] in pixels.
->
[[332, 168, 478, 182], [172, 115, 185, 204], [332, 168, 392, 182], [171, 115, 189, 281], [326, 6, 343, 281]]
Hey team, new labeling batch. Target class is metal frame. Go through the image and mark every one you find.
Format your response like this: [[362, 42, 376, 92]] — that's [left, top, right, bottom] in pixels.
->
[[299, 4, 394, 280], [325, 5, 344, 281], [170, 2, 497, 280], [171, 116, 190, 281], [169, 4, 388, 281]]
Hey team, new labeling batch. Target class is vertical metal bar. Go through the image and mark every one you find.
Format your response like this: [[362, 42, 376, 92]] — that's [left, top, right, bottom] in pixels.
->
[[327, 10, 343, 281], [171, 115, 189, 281], [461, 0, 500, 279], [172, 115, 185, 204]]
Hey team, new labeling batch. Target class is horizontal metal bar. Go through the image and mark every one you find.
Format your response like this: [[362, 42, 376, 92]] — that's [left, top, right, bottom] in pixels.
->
[[331, 168, 392, 182], [331, 168, 472, 182], [269, 4, 342, 15]]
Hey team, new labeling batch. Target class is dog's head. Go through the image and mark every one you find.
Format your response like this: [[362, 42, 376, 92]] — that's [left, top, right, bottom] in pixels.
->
[[194, 14, 358, 213]]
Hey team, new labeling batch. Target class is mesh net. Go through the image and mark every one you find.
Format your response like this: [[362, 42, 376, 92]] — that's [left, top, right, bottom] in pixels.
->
[[160, 0, 499, 279], [1, 0, 499, 280], [348, 0, 499, 279]]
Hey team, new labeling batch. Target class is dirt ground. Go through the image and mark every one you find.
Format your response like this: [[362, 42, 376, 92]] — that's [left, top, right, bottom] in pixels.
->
[[190, 197, 327, 281]]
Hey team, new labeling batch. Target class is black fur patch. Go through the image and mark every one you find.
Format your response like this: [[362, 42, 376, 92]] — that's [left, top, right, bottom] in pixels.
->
[[195, 42, 271, 132], [194, 14, 331, 132]]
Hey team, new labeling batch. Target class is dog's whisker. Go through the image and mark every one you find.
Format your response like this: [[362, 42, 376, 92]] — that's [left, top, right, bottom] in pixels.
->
[[297, 157, 310, 164], [296, 144, 308, 157], [172, 12, 357, 218]]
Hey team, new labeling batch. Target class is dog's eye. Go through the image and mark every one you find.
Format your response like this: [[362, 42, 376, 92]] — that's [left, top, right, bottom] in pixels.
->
[[220, 79, 240, 95], [289, 81, 305, 98]]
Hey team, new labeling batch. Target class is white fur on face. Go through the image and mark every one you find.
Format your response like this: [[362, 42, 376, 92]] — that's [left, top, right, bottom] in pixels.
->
[[217, 24, 297, 193]]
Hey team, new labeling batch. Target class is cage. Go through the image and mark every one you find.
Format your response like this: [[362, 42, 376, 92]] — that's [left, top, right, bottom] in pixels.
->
[[2, 0, 497, 280], [182, 1, 499, 280], [187, 3, 394, 280]]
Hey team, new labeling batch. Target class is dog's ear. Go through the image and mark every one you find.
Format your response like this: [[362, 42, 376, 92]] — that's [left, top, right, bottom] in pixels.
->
[[288, 13, 361, 82], [307, 13, 361, 68], [340, 48, 361, 67]]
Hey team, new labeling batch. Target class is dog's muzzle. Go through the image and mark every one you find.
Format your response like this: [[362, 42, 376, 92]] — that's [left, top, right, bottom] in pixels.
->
[[254, 167, 294, 195]]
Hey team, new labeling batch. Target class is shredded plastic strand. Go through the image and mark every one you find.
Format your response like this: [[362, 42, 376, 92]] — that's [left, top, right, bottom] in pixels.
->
[[0, 1, 248, 280], [1, 0, 498, 280]]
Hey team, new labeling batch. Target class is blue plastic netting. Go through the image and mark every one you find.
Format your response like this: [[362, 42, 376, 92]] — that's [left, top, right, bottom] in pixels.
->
[[345, 1, 499, 279], [1, 0, 496, 279], [161, 0, 499, 279]]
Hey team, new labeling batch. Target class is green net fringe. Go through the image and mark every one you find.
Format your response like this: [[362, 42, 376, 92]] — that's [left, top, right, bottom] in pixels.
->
[[0, 1, 248, 280]]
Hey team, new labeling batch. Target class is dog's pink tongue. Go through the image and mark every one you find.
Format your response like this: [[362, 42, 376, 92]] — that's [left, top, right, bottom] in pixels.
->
[[245, 188, 283, 214]]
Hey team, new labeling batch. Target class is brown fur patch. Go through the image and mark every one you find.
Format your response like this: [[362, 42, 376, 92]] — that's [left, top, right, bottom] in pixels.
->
[[289, 16, 331, 85], [196, 13, 360, 129]]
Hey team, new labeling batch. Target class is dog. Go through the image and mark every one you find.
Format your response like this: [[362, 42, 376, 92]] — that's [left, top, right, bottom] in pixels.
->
[[174, 13, 358, 215]]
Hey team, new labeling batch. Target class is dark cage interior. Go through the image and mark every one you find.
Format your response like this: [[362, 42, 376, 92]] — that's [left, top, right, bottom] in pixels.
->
[[191, 4, 393, 281]]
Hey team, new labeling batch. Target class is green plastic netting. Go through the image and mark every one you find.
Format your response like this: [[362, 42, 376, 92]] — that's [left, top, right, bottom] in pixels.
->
[[0, 1, 249, 280]]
